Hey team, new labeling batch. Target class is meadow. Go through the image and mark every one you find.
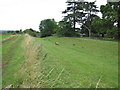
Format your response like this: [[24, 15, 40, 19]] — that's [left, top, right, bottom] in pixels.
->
[[1, 34, 118, 88]]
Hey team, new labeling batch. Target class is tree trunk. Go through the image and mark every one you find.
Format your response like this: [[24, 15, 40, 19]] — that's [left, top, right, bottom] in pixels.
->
[[73, 2, 76, 31], [89, 9, 92, 37], [118, 1, 120, 40], [88, 29, 91, 37]]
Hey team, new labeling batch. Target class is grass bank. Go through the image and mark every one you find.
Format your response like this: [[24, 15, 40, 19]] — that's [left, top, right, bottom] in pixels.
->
[[2, 35, 118, 88], [39, 36, 118, 88]]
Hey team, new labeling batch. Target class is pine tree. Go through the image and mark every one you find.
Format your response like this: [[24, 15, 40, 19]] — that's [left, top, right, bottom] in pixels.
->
[[62, 0, 99, 37]]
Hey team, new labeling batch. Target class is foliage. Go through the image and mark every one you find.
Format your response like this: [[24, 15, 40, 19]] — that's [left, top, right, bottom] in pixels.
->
[[6, 29, 23, 35], [100, 2, 118, 23], [92, 17, 108, 34], [107, 26, 118, 39], [39, 19, 57, 37], [23, 28, 39, 37], [61, 1, 118, 39], [62, 0, 99, 37], [56, 21, 77, 37], [99, 2, 119, 39]]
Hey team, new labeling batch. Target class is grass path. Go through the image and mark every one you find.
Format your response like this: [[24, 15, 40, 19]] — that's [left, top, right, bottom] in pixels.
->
[[2, 35, 25, 88]]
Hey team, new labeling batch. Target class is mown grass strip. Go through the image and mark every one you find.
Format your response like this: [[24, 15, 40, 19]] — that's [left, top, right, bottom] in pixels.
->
[[2, 35, 25, 88], [38, 36, 118, 88]]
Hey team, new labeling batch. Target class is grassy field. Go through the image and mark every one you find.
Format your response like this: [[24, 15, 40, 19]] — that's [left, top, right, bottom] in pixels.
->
[[2, 34, 11, 40], [2, 34, 118, 88]]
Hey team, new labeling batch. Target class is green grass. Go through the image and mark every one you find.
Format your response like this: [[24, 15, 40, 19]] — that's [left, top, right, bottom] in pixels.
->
[[38, 36, 118, 88], [2, 35, 118, 88], [2, 34, 11, 40], [2, 35, 25, 88]]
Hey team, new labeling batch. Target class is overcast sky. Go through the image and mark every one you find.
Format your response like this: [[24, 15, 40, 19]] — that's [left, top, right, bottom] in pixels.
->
[[0, 0, 107, 31]]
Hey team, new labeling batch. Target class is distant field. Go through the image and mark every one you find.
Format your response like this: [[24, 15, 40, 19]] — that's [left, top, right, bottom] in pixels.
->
[[2, 34, 118, 88], [2, 34, 11, 40]]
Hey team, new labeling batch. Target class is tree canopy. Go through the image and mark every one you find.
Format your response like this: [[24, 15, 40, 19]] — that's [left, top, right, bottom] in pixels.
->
[[37, 1, 119, 40], [99, 2, 119, 39], [62, 0, 99, 37], [39, 19, 57, 37]]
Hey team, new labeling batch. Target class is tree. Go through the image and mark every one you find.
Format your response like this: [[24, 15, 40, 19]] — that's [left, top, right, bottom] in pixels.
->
[[39, 19, 57, 37], [100, 2, 118, 25], [62, 0, 99, 37], [79, 1, 99, 37], [62, 0, 78, 32], [99, 2, 119, 39], [56, 21, 76, 36], [118, 1, 120, 40], [24, 28, 37, 37], [19, 29, 23, 34], [92, 16, 109, 37]]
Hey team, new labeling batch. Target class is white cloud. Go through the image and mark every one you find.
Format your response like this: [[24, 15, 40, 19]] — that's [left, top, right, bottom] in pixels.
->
[[0, 0, 107, 31]]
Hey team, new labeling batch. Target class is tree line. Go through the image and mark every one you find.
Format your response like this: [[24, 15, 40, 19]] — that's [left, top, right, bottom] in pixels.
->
[[39, 0, 119, 40], [5, 28, 40, 37], [5, 0, 119, 40]]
